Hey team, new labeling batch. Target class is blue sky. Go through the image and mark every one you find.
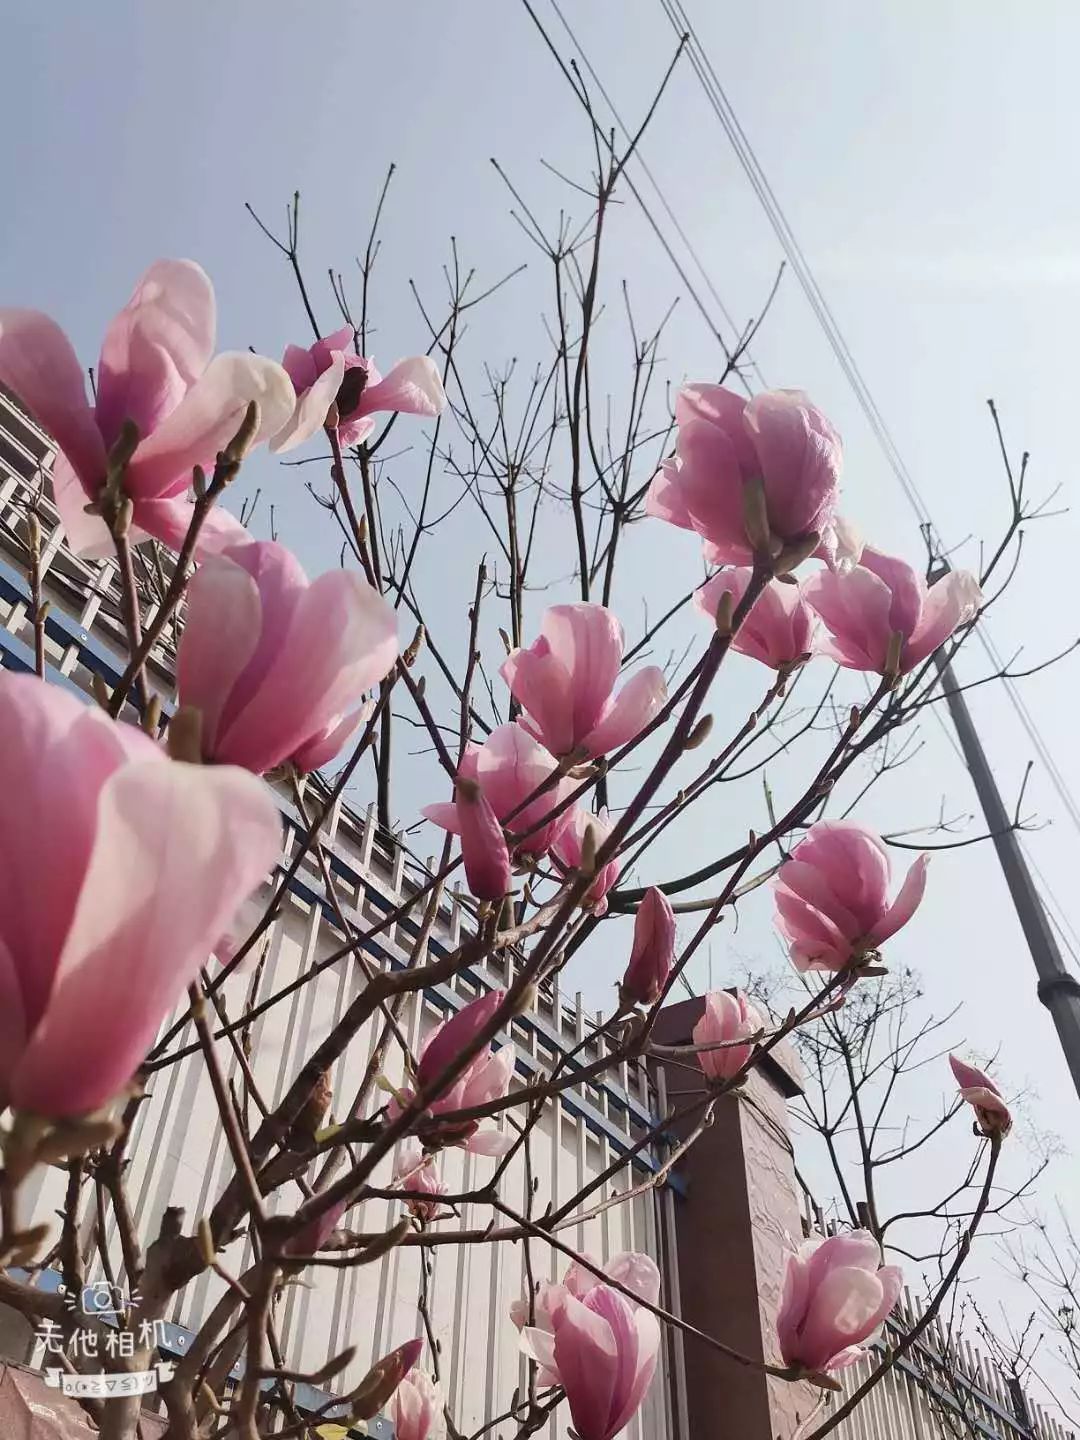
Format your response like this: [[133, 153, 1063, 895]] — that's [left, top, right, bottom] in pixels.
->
[[5, 0, 1080, 1355]]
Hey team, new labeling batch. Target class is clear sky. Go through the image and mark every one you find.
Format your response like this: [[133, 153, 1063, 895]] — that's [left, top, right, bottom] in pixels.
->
[[5, 0, 1080, 1377]]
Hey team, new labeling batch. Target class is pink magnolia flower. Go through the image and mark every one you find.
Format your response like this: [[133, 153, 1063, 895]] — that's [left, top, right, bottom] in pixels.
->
[[694, 568, 817, 670], [501, 604, 667, 758], [353, 1338, 424, 1422], [511, 1252, 661, 1335], [271, 324, 446, 452], [422, 724, 575, 857], [777, 1230, 902, 1374], [284, 1198, 348, 1258], [517, 1274, 661, 1440], [454, 777, 512, 901], [395, 990, 515, 1155], [803, 548, 982, 675], [552, 807, 621, 915], [0, 674, 280, 1117], [176, 540, 398, 776], [390, 1369, 445, 1440], [619, 888, 675, 1008], [393, 1140, 448, 1224], [950, 1055, 1012, 1137], [647, 384, 842, 566], [692, 990, 763, 1083], [775, 821, 929, 973], [0, 260, 294, 559]]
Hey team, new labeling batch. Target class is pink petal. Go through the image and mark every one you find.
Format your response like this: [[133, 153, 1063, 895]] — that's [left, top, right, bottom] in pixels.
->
[[603, 1253, 661, 1309], [359, 355, 446, 418], [949, 1054, 1001, 1096], [463, 1127, 515, 1156], [0, 308, 106, 489], [421, 801, 462, 836], [776, 1248, 814, 1365], [776, 859, 862, 941], [554, 1293, 619, 1440], [280, 343, 319, 394], [125, 352, 296, 500], [672, 417, 751, 563], [176, 554, 263, 754], [802, 566, 896, 672], [582, 666, 668, 757], [519, 1325, 560, 1380], [291, 703, 373, 775], [869, 852, 929, 945], [51, 453, 115, 558], [418, 990, 505, 1092], [675, 383, 756, 471], [0, 934, 28, 1108], [541, 605, 625, 743], [858, 548, 925, 640], [904, 570, 983, 668], [775, 889, 852, 970], [500, 644, 575, 755], [797, 1266, 891, 1371], [645, 457, 695, 530], [216, 569, 398, 775], [744, 389, 841, 539], [457, 779, 512, 900], [95, 260, 215, 448], [270, 351, 345, 454], [806, 1231, 883, 1295], [133, 494, 251, 559], [815, 513, 863, 572], [11, 761, 280, 1115]]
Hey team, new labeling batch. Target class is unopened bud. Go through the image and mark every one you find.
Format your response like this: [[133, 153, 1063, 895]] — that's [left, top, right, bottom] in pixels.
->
[[192, 464, 207, 499], [403, 625, 425, 667], [91, 673, 111, 711], [714, 589, 735, 637], [24, 512, 41, 557], [222, 400, 261, 464], [166, 705, 204, 764], [106, 419, 141, 474], [141, 694, 162, 737], [683, 713, 713, 751], [741, 474, 772, 555], [849, 704, 861, 729], [579, 821, 599, 877], [113, 496, 135, 540], [498, 627, 513, 655], [35, 601, 50, 626], [347, 1337, 423, 1422], [197, 1218, 216, 1266], [773, 530, 821, 576], [883, 630, 904, 680]]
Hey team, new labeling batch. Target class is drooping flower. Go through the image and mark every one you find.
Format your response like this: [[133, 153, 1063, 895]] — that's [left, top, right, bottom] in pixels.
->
[[393, 1139, 448, 1224], [619, 888, 676, 1008], [501, 604, 667, 758], [0, 260, 294, 558], [775, 821, 928, 972], [950, 1055, 1012, 1137], [647, 384, 842, 567], [455, 777, 512, 901], [777, 1230, 903, 1374], [803, 548, 982, 675], [389, 1369, 446, 1440], [692, 990, 763, 1083], [0, 674, 280, 1117], [694, 568, 817, 670], [517, 1272, 661, 1440], [176, 539, 398, 776], [271, 325, 446, 452], [393, 990, 515, 1155], [552, 807, 621, 915], [422, 724, 575, 857]]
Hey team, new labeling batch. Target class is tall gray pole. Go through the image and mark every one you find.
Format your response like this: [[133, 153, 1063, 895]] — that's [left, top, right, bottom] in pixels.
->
[[933, 647, 1080, 1101]]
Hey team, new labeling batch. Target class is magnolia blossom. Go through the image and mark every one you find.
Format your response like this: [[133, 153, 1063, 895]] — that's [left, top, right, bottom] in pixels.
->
[[284, 1198, 348, 1258], [777, 1230, 903, 1373], [393, 1139, 448, 1224], [0, 675, 280, 1116], [516, 1258, 661, 1440], [0, 260, 294, 558], [272, 324, 446, 452], [352, 1338, 424, 1423], [501, 604, 667, 758], [619, 887, 675, 1008], [394, 990, 514, 1155], [692, 990, 762, 1083], [552, 806, 621, 915], [423, 724, 574, 857], [694, 568, 817, 670], [176, 539, 397, 776], [803, 548, 982, 675], [455, 778, 512, 901], [775, 821, 929, 972], [950, 1055, 1012, 1137], [390, 1369, 446, 1440], [647, 384, 842, 566]]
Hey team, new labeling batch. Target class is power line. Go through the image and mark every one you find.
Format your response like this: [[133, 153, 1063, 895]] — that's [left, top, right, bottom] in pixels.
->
[[664, 0, 1080, 855]]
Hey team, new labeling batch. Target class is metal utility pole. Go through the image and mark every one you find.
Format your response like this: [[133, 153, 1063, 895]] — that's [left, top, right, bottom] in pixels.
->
[[933, 646, 1080, 1102]]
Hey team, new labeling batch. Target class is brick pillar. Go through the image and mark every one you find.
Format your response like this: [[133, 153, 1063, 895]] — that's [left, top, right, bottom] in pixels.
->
[[652, 997, 817, 1440]]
